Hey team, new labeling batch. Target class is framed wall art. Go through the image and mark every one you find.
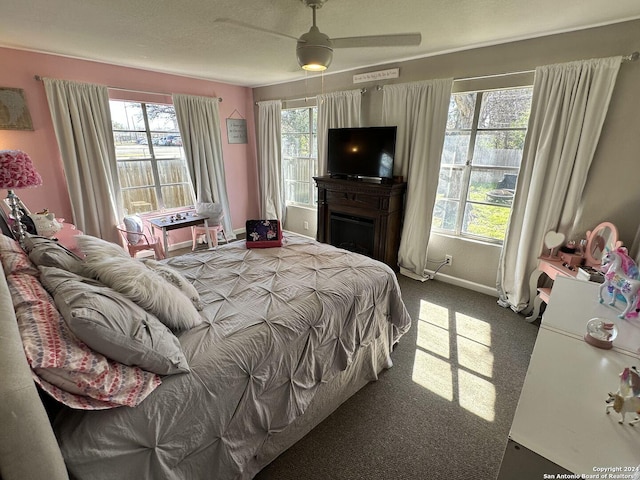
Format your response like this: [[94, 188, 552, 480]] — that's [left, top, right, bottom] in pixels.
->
[[226, 109, 248, 144], [0, 87, 34, 131]]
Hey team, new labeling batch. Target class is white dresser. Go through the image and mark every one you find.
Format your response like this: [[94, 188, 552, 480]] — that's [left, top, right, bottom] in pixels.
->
[[497, 276, 640, 479]]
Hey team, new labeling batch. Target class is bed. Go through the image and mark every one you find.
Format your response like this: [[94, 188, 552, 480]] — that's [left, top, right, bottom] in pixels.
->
[[0, 229, 411, 480]]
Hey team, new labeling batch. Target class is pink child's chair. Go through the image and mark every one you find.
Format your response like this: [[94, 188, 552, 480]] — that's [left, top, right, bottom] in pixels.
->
[[117, 216, 165, 260], [191, 202, 228, 250]]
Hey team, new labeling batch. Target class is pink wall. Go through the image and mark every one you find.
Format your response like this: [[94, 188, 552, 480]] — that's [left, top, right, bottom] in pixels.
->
[[0, 47, 259, 236]]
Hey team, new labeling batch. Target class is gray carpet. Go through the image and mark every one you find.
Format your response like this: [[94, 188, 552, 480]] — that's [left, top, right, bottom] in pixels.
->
[[255, 276, 539, 480]]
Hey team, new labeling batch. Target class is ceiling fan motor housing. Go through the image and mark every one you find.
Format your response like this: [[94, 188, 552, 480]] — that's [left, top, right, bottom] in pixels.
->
[[297, 26, 333, 70], [302, 0, 327, 8]]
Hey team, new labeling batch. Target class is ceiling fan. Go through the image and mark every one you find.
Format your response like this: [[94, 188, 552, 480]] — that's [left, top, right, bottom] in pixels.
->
[[216, 0, 421, 72]]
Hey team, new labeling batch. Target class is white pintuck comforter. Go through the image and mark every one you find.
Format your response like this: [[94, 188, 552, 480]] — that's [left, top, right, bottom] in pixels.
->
[[55, 234, 411, 479]]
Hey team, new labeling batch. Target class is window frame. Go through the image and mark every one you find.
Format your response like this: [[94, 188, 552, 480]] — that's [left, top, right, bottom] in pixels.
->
[[433, 84, 533, 245], [110, 100, 194, 215], [281, 105, 318, 209]]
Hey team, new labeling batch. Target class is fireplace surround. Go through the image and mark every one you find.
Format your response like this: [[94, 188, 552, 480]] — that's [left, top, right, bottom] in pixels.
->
[[314, 176, 406, 271]]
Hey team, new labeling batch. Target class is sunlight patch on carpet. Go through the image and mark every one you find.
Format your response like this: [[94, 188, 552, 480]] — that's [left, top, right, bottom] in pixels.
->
[[418, 299, 449, 329], [417, 319, 450, 358], [457, 335, 493, 377], [458, 370, 496, 422], [413, 299, 496, 421], [456, 314, 491, 346], [412, 349, 453, 401]]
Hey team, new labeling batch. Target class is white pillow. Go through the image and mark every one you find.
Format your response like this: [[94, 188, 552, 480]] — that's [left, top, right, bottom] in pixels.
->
[[142, 258, 203, 311], [123, 215, 144, 245], [76, 235, 204, 331], [196, 202, 224, 224], [78, 232, 129, 259]]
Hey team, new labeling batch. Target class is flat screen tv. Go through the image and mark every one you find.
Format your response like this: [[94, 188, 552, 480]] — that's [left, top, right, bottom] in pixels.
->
[[327, 126, 397, 181]]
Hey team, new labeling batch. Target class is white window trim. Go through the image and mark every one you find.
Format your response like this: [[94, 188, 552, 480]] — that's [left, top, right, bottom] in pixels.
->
[[281, 105, 318, 209], [433, 84, 533, 244]]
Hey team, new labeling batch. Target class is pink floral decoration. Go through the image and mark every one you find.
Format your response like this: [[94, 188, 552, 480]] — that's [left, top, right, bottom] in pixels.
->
[[0, 150, 43, 189]]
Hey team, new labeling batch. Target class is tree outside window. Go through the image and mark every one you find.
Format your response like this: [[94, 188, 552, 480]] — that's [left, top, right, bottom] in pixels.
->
[[110, 100, 195, 215], [432, 87, 533, 243]]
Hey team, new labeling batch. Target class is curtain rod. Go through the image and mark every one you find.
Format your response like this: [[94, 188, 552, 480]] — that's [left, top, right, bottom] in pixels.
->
[[33, 75, 223, 102], [256, 88, 366, 106], [373, 51, 640, 90], [624, 51, 640, 62], [460, 50, 640, 80]]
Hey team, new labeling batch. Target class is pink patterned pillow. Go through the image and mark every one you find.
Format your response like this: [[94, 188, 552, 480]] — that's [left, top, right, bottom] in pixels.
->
[[1, 236, 161, 409], [0, 233, 38, 276]]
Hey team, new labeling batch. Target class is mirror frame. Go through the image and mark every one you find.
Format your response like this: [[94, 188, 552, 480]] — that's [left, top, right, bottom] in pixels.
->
[[584, 221, 622, 267]]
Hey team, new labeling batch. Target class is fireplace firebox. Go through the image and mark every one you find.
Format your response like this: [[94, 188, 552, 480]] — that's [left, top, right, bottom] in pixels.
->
[[330, 213, 374, 256]]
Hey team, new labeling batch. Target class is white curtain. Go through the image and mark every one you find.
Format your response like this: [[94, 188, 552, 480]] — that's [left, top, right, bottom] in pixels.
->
[[317, 89, 362, 175], [172, 94, 235, 240], [497, 56, 622, 312], [257, 100, 284, 220], [43, 78, 120, 243], [382, 79, 453, 277]]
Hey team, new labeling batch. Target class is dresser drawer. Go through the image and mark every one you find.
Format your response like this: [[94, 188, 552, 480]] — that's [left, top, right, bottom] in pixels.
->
[[325, 190, 382, 210]]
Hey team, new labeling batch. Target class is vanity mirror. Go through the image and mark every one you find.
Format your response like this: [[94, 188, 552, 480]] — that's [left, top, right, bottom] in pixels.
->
[[584, 221, 623, 267], [541, 230, 566, 259]]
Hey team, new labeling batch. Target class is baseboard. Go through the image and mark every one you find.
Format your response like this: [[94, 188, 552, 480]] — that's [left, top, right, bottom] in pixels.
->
[[283, 229, 315, 241], [401, 267, 498, 298], [431, 272, 498, 297]]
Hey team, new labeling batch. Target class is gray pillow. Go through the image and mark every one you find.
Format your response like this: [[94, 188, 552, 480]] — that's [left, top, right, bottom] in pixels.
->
[[39, 266, 190, 376], [23, 234, 84, 274], [76, 235, 204, 331]]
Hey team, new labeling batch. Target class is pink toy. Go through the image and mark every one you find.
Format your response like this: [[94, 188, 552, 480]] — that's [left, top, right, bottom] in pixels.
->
[[599, 248, 640, 319], [606, 366, 640, 425]]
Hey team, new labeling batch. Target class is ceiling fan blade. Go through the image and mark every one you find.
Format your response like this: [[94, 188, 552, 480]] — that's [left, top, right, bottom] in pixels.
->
[[213, 18, 299, 42], [332, 33, 422, 48]]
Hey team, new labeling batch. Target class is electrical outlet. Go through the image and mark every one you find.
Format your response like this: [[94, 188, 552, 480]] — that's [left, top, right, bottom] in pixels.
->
[[445, 254, 453, 266], [303, 221, 309, 230]]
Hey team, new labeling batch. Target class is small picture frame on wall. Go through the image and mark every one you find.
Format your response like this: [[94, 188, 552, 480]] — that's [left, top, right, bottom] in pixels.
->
[[226, 118, 248, 144], [0, 87, 34, 131]]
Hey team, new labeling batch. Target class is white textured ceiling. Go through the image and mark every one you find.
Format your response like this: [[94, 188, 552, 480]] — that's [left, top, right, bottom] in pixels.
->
[[2, 0, 640, 88]]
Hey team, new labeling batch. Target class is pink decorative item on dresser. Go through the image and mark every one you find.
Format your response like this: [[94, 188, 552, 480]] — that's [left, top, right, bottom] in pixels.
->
[[525, 222, 626, 322], [599, 247, 640, 319]]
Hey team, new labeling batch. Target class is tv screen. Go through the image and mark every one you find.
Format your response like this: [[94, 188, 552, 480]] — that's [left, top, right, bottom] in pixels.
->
[[327, 126, 397, 180]]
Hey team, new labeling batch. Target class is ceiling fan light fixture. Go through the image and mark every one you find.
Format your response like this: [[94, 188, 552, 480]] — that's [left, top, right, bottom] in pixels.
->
[[297, 25, 333, 71], [302, 62, 328, 72], [298, 45, 332, 70]]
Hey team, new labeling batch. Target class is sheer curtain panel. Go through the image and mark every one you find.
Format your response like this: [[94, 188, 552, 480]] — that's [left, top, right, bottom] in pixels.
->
[[172, 94, 235, 240], [43, 78, 120, 243], [317, 90, 362, 176], [257, 100, 284, 220], [382, 79, 453, 277], [497, 56, 622, 312]]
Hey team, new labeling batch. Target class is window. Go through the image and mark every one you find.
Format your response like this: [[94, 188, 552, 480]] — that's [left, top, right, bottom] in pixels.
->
[[281, 107, 317, 207], [432, 87, 533, 243], [109, 100, 194, 215]]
